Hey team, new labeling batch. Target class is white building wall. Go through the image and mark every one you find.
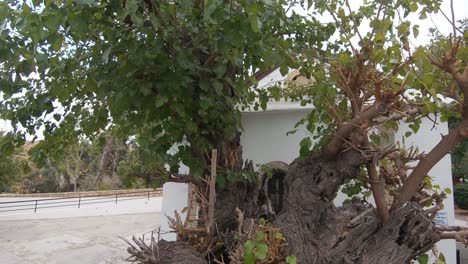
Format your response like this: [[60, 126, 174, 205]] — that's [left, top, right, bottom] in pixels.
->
[[395, 116, 456, 264], [240, 110, 311, 166]]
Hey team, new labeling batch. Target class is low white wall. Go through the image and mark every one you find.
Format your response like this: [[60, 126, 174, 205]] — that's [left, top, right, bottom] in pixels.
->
[[159, 183, 189, 241], [0, 196, 162, 221]]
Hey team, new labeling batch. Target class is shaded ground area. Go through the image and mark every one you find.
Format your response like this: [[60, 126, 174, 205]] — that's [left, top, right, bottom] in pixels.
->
[[0, 213, 161, 264]]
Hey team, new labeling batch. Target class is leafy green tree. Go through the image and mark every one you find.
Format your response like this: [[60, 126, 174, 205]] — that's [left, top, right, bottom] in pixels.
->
[[1, 0, 468, 263], [117, 141, 167, 188], [0, 132, 21, 192], [21, 159, 61, 193], [454, 183, 468, 209]]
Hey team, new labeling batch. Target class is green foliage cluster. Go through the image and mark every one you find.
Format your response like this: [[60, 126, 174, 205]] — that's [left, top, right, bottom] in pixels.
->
[[0, 0, 464, 183], [0, 132, 21, 191], [0, 0, 307, 177], [454, 183, 468, 210], [243, 222, 297, 264], [0, 131, 166, 193]]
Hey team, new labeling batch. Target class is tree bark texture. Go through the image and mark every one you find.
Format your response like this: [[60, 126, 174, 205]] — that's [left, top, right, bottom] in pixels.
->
[[269, 150, 438, 263]]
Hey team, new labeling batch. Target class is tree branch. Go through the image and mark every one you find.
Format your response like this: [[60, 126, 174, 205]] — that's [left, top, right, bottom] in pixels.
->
[[437, 225, 468, 245], [344, 0, 363, 43], [168, 174, 198, 184], [324, 103, 388, 158], [364, 137, 390, 223], [207, 149, 217, 236], [130, 172, 198, 184], [395, 37, 468, 204], [395, 119, 468, 205], [372, 106, 421, 125]]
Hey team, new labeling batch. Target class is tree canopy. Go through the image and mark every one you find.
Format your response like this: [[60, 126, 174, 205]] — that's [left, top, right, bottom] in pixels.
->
[[0, 0, 310, 175]]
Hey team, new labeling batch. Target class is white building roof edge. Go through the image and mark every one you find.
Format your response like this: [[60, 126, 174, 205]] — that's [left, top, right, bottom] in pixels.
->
[[241, 100, 313, 114]]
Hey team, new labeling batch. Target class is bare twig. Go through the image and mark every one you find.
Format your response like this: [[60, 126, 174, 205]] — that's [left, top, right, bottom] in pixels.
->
[[439, 10, 464, 35], [324, 4, 357, 54], [369, 1, 384, 41], [344, 0, 363, 43], [449, 0, 456, 39], [437, 226, 468, 246], [235, 207, 244, 233], [348, 208, 374, 227], [372, 106, 421, 125]]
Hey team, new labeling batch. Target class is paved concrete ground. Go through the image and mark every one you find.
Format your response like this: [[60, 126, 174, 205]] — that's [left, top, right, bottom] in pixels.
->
[[0, 213, 161, 264]]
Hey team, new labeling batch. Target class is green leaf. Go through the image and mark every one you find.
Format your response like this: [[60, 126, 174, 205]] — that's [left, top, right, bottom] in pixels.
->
[[204, 0, 219, 18], [102, 47, 112, 64], [244, 240, 255, 254], [409, 2, 418, 12], [254, 243, 268, 260], [412, 25, 419, 38], [52, 35, 64, 51], [370, 134, 381, 145], [32, 0, 42, 7], [280, 65, 289, 76], [424, 101, 437, 113], [397, 23, 408, 37], [20, 160, 32, 174], [248, 14, 260, 32], [244, 253, 255, 264], [256, 230, 264, 241], [286, 255, 297, 264], [444, 188, 452, 194], [216, 173, 226, 188], [213, 81, 223, 95], [435, 253, 446, 264], [274, 232, 285, 241], [417, 254, 429, 264], [299, 137, 312, 158], [155, 96, 168, 108]]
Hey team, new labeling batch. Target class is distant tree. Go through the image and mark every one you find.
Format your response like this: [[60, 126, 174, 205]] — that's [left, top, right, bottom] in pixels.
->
[[117, 139, 167, 188], [0, 132, 21, 192]]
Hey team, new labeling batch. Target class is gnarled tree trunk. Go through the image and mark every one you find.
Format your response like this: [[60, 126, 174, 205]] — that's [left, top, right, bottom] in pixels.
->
[[271, 150, 439, 263], [134, 149, 441, 264]]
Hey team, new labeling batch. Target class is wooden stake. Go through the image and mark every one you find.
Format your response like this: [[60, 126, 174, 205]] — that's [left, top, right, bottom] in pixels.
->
[[207, 149, 217, 235]]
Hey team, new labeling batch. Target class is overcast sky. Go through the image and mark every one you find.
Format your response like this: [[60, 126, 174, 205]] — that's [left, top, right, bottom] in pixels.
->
[[289, 0, 468, 47], [1, 0, 467, 137]]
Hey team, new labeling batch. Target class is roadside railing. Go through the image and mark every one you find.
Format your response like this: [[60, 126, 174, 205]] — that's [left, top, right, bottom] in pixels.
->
[[0, 189, 161, 214]]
